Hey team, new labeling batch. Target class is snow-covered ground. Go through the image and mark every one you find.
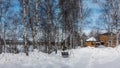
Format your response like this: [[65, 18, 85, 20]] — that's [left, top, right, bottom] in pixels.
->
[[0, 46, 120, 68]]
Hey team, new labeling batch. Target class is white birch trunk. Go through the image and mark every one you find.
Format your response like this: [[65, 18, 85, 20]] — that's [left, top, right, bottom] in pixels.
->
[[79, 0, 83, 47], [33, 0, 38, 49]]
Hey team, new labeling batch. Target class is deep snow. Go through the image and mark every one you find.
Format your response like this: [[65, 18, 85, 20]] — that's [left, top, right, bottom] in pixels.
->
[[0, 46, 120, 68]]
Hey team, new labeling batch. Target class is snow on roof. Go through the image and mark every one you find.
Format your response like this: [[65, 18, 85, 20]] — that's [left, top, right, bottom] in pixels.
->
[[86, 37, 96, 41]]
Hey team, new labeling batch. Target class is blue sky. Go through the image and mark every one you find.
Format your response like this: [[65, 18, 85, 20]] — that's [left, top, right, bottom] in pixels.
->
[[82, 0, 102, 34], [8, 0, 20, 13], [9, 0, 102, 35]]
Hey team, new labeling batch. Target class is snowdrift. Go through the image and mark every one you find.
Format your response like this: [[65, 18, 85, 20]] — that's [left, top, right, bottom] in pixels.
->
[[0, 46, 120, 68]]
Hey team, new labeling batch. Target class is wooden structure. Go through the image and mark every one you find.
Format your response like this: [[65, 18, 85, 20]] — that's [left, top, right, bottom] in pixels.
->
[[85, 37, 100, 47], [99, 32, 116, 47]]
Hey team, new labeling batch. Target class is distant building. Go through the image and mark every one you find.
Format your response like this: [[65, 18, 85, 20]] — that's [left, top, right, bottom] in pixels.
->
[[85, 37, 100, 47], [99, 32, 117, 47]]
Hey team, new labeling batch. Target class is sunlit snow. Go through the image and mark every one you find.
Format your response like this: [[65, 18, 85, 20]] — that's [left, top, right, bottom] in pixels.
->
[[0, 46, 120, 68]]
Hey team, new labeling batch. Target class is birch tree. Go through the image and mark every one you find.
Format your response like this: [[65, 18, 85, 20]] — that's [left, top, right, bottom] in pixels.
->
[[39, 0, 57, 53], [22, 0, 28, 55], [79, 0, 91, 47], [116, 0, 120, 46], [59, 0, 90, 48], [32, 0, 39, 49], [2, 0, 11, 52], [0, 0, 3, 53]]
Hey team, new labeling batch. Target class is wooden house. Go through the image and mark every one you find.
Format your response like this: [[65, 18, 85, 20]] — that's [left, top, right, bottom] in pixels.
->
[[85, 37, 101, 47], [99, 32, 117, 47]]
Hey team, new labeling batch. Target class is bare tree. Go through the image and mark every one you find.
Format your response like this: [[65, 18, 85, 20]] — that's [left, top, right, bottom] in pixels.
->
[[39, 0, 57, 53], [2, 0, 11, 53], [22, 0, 28, 55], [98, 0, 120, 46], [32, 0, 39, 49], [0, 0, 3, 53], [59, 0, 90, 48], [79, 0, 91, 47]]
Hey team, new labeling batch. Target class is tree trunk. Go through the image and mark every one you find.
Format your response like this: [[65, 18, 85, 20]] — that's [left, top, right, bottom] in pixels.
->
[[33, 0, 39, 49], [22, 0, 28, 56], [3, 21, 6, 53], [0, 0, 3, 53]]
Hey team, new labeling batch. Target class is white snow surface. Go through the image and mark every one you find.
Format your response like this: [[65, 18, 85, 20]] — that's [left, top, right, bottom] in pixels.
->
[[86, 37, 96, 41], [1, 46, 120, 68]]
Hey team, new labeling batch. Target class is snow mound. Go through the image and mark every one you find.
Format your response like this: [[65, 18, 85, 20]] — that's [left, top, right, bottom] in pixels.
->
[[97, 45, 106, 48], [86, 37, 96, 41]]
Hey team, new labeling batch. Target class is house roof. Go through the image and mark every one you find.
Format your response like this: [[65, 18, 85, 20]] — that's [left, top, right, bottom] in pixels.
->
[[86, 37, 96, 41], [101, 32, 115, 35]]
